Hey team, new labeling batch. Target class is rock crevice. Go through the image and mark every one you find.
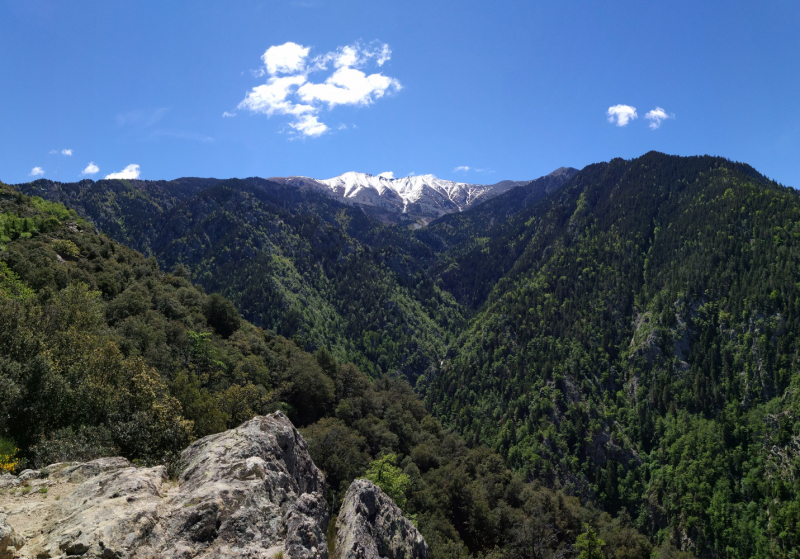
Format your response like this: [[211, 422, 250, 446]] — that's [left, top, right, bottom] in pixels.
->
[[334, 479, 428, 559]]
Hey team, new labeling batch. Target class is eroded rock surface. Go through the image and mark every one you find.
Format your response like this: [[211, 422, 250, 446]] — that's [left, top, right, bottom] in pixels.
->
[[0, 513, 24, 559], [2, 412, 328, 559], [335, 480, 428, 559]]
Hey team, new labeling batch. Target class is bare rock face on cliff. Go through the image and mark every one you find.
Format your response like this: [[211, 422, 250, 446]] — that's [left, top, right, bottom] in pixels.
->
[[335, 480, 428, 559], [3, 412, 328, 559]]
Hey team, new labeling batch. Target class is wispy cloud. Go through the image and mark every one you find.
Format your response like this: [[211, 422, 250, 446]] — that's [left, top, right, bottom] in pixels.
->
[[82, 162, 99, 175], [116, 108, 169, 128], [150, 130, 214, 143], [607, 105, 638, 127], [222, 111, 236, 117], [105, 164, 140, 180], [454, 166, 470, 172], [290, 115, 329, 137], [645, 107, 673, 129], [30, 166, 45, 176], [62, 148, 73, 156], [377, 171, 394, 179], [237, 41, 401, 138]]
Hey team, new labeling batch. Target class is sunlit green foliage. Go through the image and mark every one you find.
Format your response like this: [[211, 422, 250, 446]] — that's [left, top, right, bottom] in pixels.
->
[[364, 453, 410, 509], [575, 524, 605, 559]]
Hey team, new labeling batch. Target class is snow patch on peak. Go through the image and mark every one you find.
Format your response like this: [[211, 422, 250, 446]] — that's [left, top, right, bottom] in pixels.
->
[[313, 171, 523, 216], [270, 170, 546, 223]]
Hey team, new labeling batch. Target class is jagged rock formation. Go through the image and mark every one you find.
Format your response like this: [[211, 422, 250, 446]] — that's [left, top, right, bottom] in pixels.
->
[[0, 417, 432, 559], [0, 412, 329, 559], [334, 480, 428, 559]]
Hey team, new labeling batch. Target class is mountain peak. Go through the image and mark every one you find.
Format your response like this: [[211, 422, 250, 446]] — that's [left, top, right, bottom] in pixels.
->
[[268, 171, 556, 224]]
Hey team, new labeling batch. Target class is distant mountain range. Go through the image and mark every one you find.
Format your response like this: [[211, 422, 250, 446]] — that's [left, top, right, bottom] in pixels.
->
[[268, 168, 578, 225]]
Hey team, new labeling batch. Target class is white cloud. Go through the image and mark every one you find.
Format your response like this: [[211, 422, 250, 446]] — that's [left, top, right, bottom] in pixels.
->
[[263, 42, 310, 75], [454, 166, 470, 172], [297, 67, 400, 108], [238, 41, 401, 137], [309, 42, 392, 72], [30, 166, 45, 176], [290, 114, 328, 137], [239, 75, 312, 116], [378, 171, 394, 179], [645, 107, 673, 129], [222, 111, 237, 117], [607, 105, 638, 127], [62, 148, 73, 156], [49, 149, 58, 154], [105, 164, 140, 180], [82, 162, 99, 175]]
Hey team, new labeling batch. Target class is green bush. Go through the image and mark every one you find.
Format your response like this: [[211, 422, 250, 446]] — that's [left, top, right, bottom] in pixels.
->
[[30, 426, 119, 468], [364, 453, 410, 510], [203, 293, 240, 338], [51, 239, 80, 258]]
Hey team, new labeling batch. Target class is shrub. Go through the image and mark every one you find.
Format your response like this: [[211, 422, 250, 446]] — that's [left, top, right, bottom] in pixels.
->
[[51, 239, 80, 258], [364, 453, 410, 509], [29, 425, 119, 468], [203, 293, 241, 338], [0, 437, 18, 474]]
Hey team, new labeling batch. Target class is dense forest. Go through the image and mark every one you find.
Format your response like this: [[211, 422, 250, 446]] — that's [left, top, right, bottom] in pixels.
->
[[19, 177, 467, 379], [0, 180, 655, 558], [9, 151, 800, 557], [427, 153, 800, 557]]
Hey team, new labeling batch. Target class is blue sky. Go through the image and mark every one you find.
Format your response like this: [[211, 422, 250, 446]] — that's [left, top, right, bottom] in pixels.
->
[[1, 0, 798, 186]]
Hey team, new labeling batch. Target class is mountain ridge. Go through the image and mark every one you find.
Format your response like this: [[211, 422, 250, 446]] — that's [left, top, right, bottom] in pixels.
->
[[267, 168, 577, 225], [11, 151, 800, 556]]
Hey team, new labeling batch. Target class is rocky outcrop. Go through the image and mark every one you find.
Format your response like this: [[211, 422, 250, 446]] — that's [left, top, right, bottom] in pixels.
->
[[0, 513, 24, 559], [0, 415, 431, 559], [335, 480, 428, 559], [4, 412, 328, 559]]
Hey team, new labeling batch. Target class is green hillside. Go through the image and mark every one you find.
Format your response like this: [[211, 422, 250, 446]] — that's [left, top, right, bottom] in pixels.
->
[[13, 151, 800, 557], [0, 180, 654, 559], [427, 152, 800, 557], [20, 177, 463, 378]]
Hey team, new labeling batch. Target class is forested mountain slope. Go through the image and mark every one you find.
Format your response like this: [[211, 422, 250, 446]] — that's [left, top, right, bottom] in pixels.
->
[[13, 151, 800, 557], [415, 167, 579, 309], [426, 152, 800, 557], [0, 181, 654, 559], [20, 177, 464, 378], [416, 166, 578, 254]]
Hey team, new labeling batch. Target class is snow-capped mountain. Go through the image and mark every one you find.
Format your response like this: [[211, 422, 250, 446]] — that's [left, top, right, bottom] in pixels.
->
[[267, 172, 532, 223]]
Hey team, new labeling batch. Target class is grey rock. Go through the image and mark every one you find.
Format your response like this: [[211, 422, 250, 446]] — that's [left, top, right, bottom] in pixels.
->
[[0, 476, 17, 490], [16, 470, 41, 483], [0, 512, 24, 559], [24, 412, 328, 559], [33, 463, 168, 559], [47, 457, 133, 483], [286, 492, 329, 559], [335, 479, 428, 559]]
